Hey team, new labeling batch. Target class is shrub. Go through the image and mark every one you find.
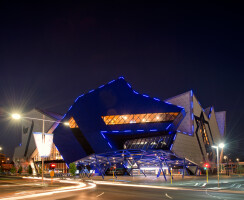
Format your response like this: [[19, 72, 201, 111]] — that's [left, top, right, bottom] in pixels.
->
[[69, 163, 77, 176], [18, 166, 22, 174], [10, 166, 16, 174], [28, 165, 33, 175]]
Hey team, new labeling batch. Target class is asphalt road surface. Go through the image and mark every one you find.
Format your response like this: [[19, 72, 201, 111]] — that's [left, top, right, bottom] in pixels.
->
[[26, 183, 244, 200]]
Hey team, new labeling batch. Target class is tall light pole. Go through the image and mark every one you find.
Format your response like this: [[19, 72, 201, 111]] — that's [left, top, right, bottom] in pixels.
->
[[212, 143, 225, 188], [236, 158, 240, 175], [11, 113, 69, 184]]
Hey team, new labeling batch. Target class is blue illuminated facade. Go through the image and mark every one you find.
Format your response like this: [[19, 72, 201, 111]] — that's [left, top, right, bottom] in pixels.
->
[[53, 77, 185, 164]]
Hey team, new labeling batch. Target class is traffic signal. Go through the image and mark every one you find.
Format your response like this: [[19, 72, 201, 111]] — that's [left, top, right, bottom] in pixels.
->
[[50, 163, 56, 170], [110, 166, 116, 171], [203, 163, 210, 170]]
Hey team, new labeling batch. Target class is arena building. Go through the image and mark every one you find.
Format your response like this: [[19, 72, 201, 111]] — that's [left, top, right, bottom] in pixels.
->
[[51, 77, 226, 179]]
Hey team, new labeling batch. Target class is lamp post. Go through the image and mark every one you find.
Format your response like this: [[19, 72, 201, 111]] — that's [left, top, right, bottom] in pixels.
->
[[11, 113, 69, 184], [236, 158, 240, 175], [212, 143, 225, 188], [224, 155, 229, 176]]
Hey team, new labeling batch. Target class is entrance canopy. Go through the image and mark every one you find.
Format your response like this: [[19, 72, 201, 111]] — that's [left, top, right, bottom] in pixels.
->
[[75, 149, 197, 180]]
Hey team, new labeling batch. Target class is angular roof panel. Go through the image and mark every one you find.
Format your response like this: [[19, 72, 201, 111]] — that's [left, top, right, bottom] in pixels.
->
[[53, 77, 185, 164]]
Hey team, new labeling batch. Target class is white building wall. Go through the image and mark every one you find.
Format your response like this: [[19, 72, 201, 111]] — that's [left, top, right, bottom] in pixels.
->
[[167, 92, 225, 168], [13, 109, 55, 164]]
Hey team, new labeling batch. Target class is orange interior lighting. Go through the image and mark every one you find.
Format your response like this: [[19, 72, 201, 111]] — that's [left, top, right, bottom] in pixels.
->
[[69, 117, 79, 128], [102, 112, 179, 125]]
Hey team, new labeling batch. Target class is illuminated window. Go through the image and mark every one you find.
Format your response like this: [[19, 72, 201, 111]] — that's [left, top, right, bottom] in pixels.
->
[[124, 135, 172, 150], [101, 112, 179, 125], [68, 117, 79, 128]]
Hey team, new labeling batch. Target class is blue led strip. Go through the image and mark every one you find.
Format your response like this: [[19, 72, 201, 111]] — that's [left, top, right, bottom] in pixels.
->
[[191, 90, 194, 135], [127, 83, 132, 88], [101, 133, 106, 139], [100, 131, 113, 149], [153, 98, 160, 101], [108, 142, 112, 148], [166, 124, 172, 130], [101, 129, 161, 134], [142, 94, 149, 98], [208, 107, 213, 119], [177, 130, 193, 136]]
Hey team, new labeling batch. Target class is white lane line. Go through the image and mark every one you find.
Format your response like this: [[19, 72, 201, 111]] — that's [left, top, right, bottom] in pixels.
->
[[165, 193, 173, 199], [96, 192, 104, 197], [205, 189, 226, 200], [194, 183, 198, 186], [202, 183, 206, 187]]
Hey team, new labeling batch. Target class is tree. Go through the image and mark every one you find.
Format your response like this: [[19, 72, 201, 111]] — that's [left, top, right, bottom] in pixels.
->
[[69, 163, 77, 176], [38, 166, 42, 175], [28, 165, 33, 175], [10, 166, 16, 174], [18, 166, 22, 174]]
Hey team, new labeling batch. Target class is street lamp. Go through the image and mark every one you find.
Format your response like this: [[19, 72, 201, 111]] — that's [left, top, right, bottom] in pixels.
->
[[236, 158, 240, 175], [224, 155, 229, 176], [212, 143, 225, 188], [11, 113, 69, 184]]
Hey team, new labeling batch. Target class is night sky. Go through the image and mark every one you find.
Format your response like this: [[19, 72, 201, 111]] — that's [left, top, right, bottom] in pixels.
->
[[0, 1, 244, 160]]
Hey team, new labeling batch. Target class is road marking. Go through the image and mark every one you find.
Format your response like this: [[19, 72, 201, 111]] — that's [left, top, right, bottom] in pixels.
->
[[194, 183, 198, 186], [96, 192, 104, 197], [165, 193, 173, 199], [93, 180, 244, 194], [202, 183, 206, 187], [205, 189, 226, 200]]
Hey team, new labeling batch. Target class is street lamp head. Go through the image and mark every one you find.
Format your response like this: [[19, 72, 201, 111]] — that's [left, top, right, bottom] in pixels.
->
[[63, 122, 70, 126], [219, 143, 225, 149], [236, 158, 240, 162], [12, 113, 21, 120], [0, 147, 2, 151]]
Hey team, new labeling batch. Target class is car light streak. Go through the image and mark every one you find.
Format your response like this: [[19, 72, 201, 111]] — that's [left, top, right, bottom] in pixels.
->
[[93, 181, 207, 192], [0, 177, 96, 200]]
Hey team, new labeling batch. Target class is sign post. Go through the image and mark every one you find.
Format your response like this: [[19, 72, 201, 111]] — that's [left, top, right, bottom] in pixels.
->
[[171, 168, 173, 184], [50, 170, 54, 184], [204, 163, 210, 183], [33, 131, 53, 185]]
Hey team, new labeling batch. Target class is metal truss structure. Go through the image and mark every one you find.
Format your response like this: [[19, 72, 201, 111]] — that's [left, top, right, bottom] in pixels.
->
[[76, 149, 197, 181]]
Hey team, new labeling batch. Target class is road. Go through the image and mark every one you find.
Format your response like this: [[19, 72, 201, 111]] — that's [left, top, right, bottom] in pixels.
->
[[1, 176, 244, 200], [23, 182, 244, 200]]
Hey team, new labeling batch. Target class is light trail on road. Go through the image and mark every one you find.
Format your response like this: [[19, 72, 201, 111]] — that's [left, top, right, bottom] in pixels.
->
[[0, 177, 96, 200]]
